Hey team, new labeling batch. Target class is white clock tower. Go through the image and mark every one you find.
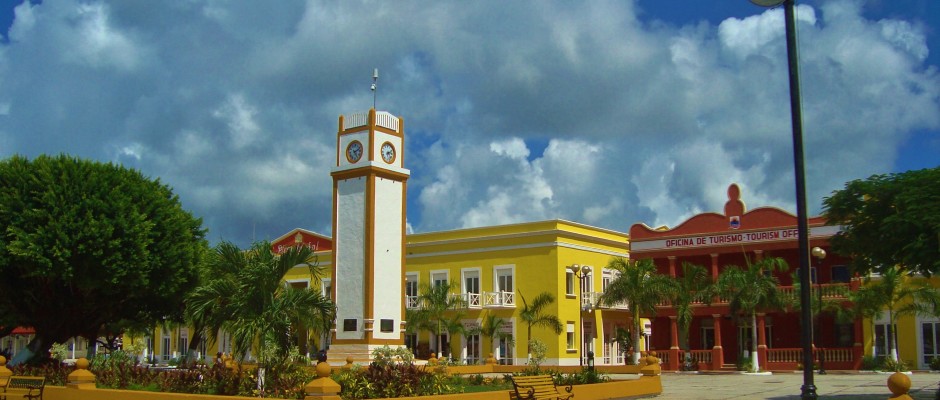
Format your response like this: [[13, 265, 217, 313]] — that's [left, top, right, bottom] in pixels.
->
[[329, 108, 409, 362]]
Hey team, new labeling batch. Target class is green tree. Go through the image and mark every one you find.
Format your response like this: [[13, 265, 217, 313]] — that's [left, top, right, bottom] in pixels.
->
[[0, 154, 207, 365], [478, 312, 511, 362], [849, 266, 940, 363], [716, 257, 789, 372], [409, 281, 465, 358], [823, 167, 940, 276], [518, 291, 563, 359], [668, 262, 715, 353], [185, 241, 335, 369], [599, 257, 674, 364]]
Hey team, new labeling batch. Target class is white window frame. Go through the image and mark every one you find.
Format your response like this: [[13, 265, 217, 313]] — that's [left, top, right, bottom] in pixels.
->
[[917, 314, 940, 369], [461, 268, 481, 294], [321, 278, 332, 299], [566, 270, 576, 297], [566, 322, 576, 350], [494, 265, 515, 293], [431, 269, 449, 288]]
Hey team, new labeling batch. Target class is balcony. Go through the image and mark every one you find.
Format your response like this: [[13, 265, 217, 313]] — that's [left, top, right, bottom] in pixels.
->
[[483, 291, 515, 308], [451, 292, 482, 309], [655, 282, 852, 308], [578, 291, 629, 310], [405, 295, 420, 310]]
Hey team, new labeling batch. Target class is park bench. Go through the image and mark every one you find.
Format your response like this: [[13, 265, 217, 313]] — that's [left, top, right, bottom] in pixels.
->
[[510, 374, 573, 400], [0, 376, 45, 400]]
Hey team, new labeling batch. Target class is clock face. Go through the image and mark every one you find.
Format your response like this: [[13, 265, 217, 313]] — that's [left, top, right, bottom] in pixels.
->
[[381, 142, 396, 163], [346, 141, 363, 163]]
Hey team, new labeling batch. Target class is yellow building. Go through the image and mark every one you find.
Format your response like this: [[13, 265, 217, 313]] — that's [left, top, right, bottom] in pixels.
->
[[861, 274, 940, 370], [279, 219, 632, 366]]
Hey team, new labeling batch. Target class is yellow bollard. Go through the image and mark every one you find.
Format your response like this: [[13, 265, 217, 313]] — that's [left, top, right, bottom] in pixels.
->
[[67, 358, 97, 389], [887, 371, 912, 400]]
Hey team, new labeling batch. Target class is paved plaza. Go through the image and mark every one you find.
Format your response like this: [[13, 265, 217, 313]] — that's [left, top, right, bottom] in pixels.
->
[[639, 372, 939, 399]]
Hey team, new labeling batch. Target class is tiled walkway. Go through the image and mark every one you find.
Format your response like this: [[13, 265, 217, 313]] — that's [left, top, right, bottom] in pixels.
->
[[634, 371, 939, 399]]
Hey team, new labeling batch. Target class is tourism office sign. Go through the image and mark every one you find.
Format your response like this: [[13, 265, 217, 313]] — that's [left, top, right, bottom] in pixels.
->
[[631, 225, 841, 252]]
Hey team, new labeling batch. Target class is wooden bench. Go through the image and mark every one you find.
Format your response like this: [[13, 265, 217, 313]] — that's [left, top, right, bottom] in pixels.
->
[[0, 376, 45, 400], [510, 375, 573, 400]]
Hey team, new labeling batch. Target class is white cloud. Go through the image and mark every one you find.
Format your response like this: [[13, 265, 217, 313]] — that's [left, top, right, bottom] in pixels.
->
[[0, 0, 936, 246], [213, 94, 264, 149], [63, 3, 144, 71]]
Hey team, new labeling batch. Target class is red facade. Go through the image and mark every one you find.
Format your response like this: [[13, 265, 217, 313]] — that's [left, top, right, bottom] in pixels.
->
[[270, 228, 332, 254], [630, 184, 862, 371]]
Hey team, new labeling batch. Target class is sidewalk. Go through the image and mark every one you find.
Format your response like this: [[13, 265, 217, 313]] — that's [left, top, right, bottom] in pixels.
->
[[633, 371, 939, 399]]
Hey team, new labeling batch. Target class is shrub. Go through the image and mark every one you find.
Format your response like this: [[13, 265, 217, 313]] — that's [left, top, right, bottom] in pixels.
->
[[860, 355, 883, 371], [10, 363, 72, 386], [882, 357, 910, 372], [553, 368, 609, 386], [332, 346, 463, 399], [930, 356, 940, 371], [736, 356, 753, 372]]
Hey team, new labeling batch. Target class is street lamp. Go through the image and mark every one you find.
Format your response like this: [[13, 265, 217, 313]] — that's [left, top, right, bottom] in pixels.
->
[[811, 246, 827, 375], [570, 264, 592, 367], [747, 0, 815, 398]]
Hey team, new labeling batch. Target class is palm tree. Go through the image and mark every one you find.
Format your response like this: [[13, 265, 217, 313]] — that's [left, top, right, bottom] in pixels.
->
[[411, 281, 465, 358], [185, 241, 335, 368], [518, 291, 563, 359], [716, 256, 789, 373], [850, 266, 940, 363], [668, 262, 715, 355], [478, 312, 512, 363], [599, 257, 674, 364]]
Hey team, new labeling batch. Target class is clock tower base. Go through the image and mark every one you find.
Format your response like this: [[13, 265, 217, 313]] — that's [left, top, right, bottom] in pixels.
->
[[325, 344, 408, 366]]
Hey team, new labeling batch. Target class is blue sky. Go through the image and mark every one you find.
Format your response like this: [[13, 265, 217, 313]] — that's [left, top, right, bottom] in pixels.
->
[[1, 0, 937, 247]]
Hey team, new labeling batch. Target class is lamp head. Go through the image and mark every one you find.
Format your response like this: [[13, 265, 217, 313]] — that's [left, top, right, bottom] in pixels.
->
[[811, 247, 827, 260], [583, 265, 592, 273], [570, 264, 580, 273], [750, 0, 786, 7]]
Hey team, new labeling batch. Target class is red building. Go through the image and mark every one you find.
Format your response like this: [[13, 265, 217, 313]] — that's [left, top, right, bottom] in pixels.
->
[[630, 184, 862, 371], [270, 228, 332, 255]]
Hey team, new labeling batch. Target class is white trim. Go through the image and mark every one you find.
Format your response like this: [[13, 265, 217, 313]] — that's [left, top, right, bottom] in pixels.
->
[[408, 225, 627, 250], [407, 241, 628, 259], [285, 278, 310, 289]]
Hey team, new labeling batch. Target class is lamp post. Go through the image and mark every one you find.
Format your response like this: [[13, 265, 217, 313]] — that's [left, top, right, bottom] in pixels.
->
[[811, 246, 827, 375], [570, 264, 591, 367], [747, 0, 815, 398]]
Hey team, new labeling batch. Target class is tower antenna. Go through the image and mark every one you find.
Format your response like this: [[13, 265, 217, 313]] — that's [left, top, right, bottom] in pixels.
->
[[371, 68, 378, 110]]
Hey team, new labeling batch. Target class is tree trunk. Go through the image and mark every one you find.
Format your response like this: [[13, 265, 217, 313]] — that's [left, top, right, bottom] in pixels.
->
[[632, 311, 641, 365], [750, 313, 759, 372], [85, 335, 99, 360], [9, 336, 43, 366], [187, 332, 203, 367]]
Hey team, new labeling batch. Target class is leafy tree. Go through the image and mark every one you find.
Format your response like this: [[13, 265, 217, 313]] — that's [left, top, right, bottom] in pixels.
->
[[599, 257, 674, 364], [716, 256, 789, 372], [823, 167, 940, 276], [0, 154, 207, 364], [185, 241, 335, 369], [667, 262, 715, 352], [849, 266, 940, 363], [518, 291, 563, 358]]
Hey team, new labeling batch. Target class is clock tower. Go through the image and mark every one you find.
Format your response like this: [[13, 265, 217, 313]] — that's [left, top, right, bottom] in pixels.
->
[[329, 108, 409, 362]]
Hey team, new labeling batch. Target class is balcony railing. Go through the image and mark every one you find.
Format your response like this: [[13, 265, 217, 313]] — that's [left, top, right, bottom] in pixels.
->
[[483, 291, 515, 308], [655, 282, 852, 308], [451, 292, 482, 309], [581, 292, 600, 309], [405, 295, 420, 309]]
